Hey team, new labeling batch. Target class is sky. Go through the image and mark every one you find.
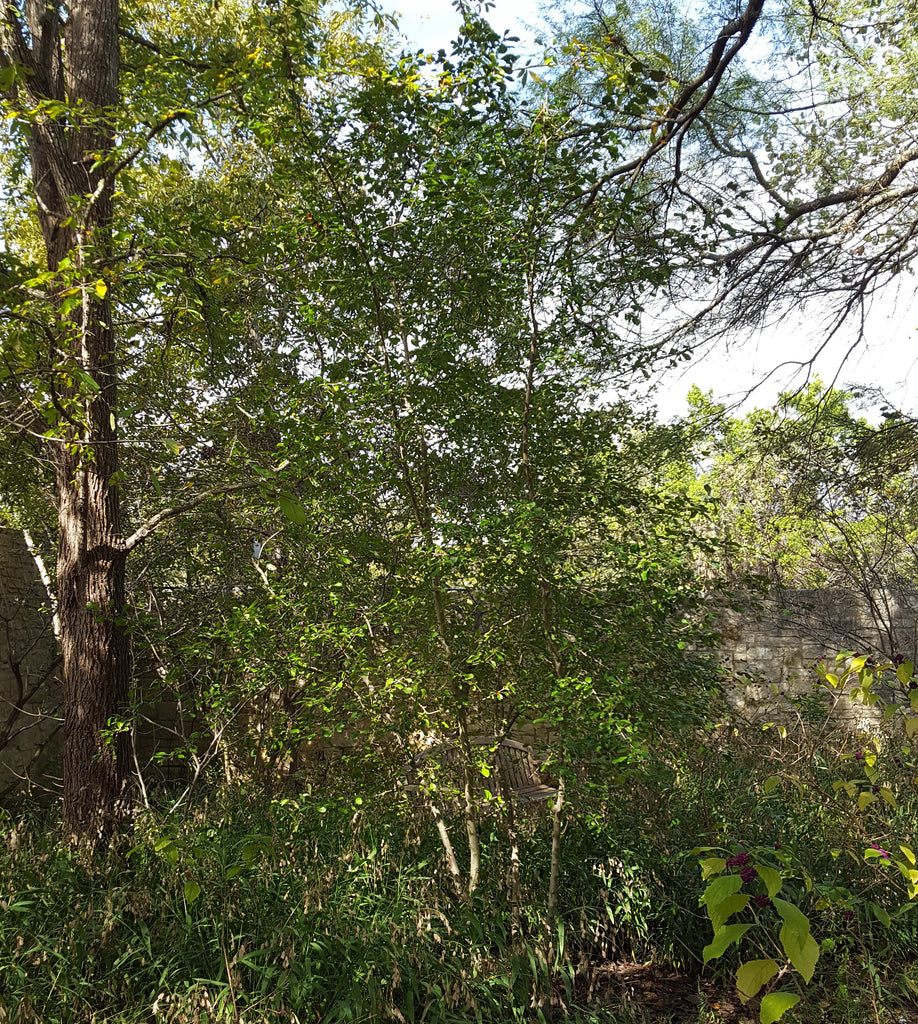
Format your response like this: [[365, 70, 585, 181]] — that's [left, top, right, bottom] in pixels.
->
[[378, 0, 918, 424]]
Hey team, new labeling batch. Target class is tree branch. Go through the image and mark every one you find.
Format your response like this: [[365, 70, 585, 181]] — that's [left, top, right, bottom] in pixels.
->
[[121, 478, 270, 553]]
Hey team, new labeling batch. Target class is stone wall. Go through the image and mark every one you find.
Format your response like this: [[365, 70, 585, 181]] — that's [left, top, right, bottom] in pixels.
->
[[0, 528, 61, 797], [5, 521, 918, 799], [719, 588, 918, 723]]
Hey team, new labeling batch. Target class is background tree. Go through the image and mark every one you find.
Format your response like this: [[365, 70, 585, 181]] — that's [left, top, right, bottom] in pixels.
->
[[668, 381, 918, 651], [2, 0, 766, 841]]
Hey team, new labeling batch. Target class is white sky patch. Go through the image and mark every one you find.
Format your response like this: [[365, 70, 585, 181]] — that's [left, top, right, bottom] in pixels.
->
[[381, 0, 542, 55]]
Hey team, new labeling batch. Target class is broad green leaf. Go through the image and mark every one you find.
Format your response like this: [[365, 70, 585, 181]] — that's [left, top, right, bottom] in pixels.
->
[[901, 845, 916, 866], [871, 902, 891, 927], [73, 367, 101, 394], [702, 923, 751, 964], [700, 872, 743, 907], [896, 861, 918, 885], [94, 279, 108, 299], [184, 879, 201, 903], [158, 842, 179, 866], [906, 717, 918, 739], [278, 494, 307, 525], [736, 958, 779, 1002], [760, 992, 801, 1024], [710, 893, 750, 930], [700, 856, 727, 880], [772, 898, 810, 941], [756, 864, 782, 897], [857, 790, 877, 811], [897, 661, 914, 685], [779, 925, 819, 982], [880, 787, 897, 809], [762, 775, 782, 794]]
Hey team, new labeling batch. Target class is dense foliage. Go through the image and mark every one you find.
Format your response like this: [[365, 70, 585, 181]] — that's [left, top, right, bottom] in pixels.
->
[[4, 0, 918, 1019]]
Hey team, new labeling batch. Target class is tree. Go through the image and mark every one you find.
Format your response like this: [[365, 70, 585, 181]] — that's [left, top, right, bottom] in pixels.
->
[[0, 0, 774, 843], [1, 0, 131, 839], [159, 22, 732, 898], [668, 381, 918, 649], [656, 0, 918, 342], [0, 0, 384, 838]]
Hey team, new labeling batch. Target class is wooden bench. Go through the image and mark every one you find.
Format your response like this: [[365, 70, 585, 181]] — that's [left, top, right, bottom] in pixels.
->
[[410, 736, 557, 804]]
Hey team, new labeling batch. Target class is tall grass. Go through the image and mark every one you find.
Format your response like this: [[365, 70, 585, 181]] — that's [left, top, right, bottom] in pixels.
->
[[4, 724, 918, 1023]]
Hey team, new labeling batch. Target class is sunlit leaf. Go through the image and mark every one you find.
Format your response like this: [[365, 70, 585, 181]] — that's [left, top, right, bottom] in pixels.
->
[[702, 923, 751, 964], [736, 958, 778, 1002], [760, 992, 800, 1024]]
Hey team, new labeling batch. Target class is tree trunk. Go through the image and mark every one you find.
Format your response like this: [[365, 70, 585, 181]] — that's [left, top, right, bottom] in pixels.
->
[[3, 0, 129, 840]]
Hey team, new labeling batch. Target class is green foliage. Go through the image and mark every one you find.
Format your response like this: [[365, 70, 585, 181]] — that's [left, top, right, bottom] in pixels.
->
[[691, 648, 918, 1022], [666, 382, 918, 592]]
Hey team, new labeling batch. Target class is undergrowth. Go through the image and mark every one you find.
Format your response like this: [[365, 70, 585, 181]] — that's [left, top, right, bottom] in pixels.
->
[[3, 725, 918, 1023]]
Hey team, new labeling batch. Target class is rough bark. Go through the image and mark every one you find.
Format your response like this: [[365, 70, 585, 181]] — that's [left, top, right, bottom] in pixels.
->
[[3, 0, 129, 840]]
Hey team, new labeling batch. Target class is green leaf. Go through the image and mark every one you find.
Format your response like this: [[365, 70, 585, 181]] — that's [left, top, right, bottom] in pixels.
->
[[700, 872, 743, 907], [702, 923, 751, 964], [94, 279, 108, 299], [871, 902, 891, 927], [772, 898, 810, 940], [736, 958, 779, 1002], [73, 367, 101, 394], [756, 864, 782, 898], [278, 494, 307, 525], [700, 856, 726, 880], [880, 786, 897, 809], [760, 992, 801, 1024], [184, 879, 201, 903], [779, 925, 819, 982], [762, 775, 782, 794], [710, 893, 750, 930], [897, 661, 914, 685], [857, 790, 877, 811]]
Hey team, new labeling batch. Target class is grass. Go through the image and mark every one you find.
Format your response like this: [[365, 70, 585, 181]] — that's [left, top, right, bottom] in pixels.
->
[[2, 723, 918, 1024]]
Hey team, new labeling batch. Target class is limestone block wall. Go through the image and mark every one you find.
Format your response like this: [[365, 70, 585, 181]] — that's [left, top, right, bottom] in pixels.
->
[[6, 516, 918, 800], [0, 528, 61, 797], [720, 588, 918, 723]]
